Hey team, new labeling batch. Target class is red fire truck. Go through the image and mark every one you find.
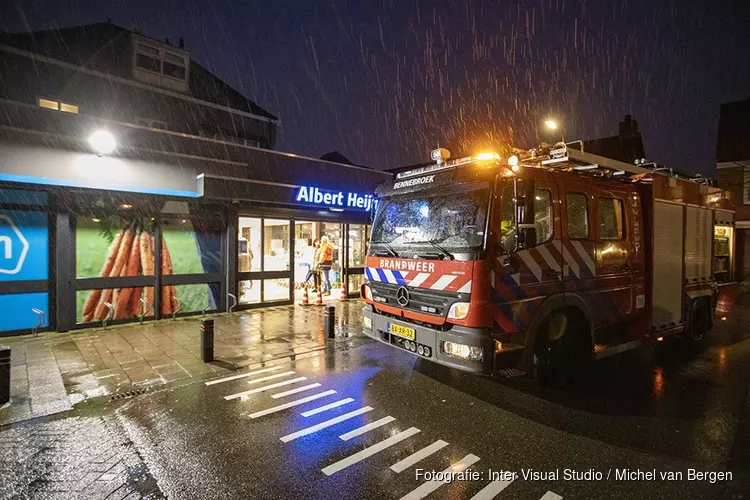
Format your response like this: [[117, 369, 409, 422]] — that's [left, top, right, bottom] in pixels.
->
[[361, 143, 738, 383]]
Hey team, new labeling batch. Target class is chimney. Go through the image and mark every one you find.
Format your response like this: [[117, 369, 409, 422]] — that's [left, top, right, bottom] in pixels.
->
[[619, 114, 638, 139]]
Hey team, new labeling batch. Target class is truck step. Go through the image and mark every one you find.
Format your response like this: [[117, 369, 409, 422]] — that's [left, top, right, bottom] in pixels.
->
[[593, 339, 643, 360]]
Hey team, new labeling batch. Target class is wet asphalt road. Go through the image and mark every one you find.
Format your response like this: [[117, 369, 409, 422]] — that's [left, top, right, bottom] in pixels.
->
[[111, 312, 750, 500]]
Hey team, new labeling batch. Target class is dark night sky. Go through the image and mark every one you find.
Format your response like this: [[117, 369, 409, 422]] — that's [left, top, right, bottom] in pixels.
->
[[4, 0, 750, 175]]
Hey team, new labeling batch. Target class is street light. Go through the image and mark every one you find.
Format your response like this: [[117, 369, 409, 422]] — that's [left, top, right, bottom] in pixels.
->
[[89, 130, 116, 155], [543, 119, 565, 143]]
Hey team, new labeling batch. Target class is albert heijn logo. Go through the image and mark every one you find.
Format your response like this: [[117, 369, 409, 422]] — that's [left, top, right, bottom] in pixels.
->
[[0, 214, 29, 275]]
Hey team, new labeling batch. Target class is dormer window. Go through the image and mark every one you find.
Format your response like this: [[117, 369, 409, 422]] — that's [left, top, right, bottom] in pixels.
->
[[132, 35, 190, 92]]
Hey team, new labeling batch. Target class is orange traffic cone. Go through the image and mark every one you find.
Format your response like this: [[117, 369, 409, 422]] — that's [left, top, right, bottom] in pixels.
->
[[315, 287, 324, 306], [299, 286, 310, 306], [339, 282, 348, 301]]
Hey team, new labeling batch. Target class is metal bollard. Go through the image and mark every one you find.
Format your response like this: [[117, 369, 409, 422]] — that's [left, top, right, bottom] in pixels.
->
[[200, 318, 214, 362], [0, 346, 10, 405], [324, 305, 336, 339]]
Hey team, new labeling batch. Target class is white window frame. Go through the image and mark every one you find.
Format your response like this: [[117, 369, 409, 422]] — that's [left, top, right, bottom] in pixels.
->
[[134, 40, 189, 83]]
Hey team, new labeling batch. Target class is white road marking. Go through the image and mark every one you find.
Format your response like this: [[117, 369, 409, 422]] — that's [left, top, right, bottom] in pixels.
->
[[399, 454, 481, 500], [271, 383, 322, 399], [249, 390, 337, 419], [301, 398, 355, 417], [280, 406, 374, 443], [469, 479, 514, 500], [429, 275, 457, 290], [224, 377, 307, 400], [204, 366, 282, 386], [539, 492, 563, 500], [321, 427, 421, 476], [339, 416, 396, 441], [390, 440, 449, 473], [245, 371, 296, 385]]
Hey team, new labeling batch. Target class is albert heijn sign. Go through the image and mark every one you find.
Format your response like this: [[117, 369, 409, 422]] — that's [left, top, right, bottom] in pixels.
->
[[0, 210, 47, 281], [295, 185, 378, 212]]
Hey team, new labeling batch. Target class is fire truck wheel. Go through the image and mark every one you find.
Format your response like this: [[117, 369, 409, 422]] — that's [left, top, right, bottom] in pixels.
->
[[532, 310, 589, 387], [684, 298, 712, 352]]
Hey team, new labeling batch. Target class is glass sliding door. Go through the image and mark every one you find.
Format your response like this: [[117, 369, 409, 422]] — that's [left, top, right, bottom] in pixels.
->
[[236, 216, 294, 307], [346, 223, 369, 296]]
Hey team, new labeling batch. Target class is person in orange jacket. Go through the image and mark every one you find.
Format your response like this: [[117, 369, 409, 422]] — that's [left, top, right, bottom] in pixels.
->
[[319, 235, 335, 295]]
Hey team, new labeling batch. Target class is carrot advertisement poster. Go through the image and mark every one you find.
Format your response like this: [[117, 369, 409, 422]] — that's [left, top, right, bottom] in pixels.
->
[[76, 216, 222, 323]]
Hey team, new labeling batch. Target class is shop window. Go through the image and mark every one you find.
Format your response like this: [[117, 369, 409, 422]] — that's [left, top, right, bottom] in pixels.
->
[[238, 217, 262, 272], [348, 224, 368, 267], [172, 283, 214, 313], [321, 223, 342, 272], [264, 219, 290, 271], [566, 192, 589, 239], [76, 287, 155, 324], [76, 216, 155, 278], [239, 280, 261, 304], [599, 198, 625, 240], [534, 189, 553, 244], [161, 217, 222, 275], [264, 278, 290, 302]]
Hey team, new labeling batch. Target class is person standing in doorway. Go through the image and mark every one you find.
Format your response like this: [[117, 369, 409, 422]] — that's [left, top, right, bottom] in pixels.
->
[[304, 238, 321, 291], [319, 235, 334, 295]]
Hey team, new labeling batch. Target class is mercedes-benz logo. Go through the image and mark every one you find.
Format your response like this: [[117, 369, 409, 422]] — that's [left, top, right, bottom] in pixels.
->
[[396, 286, 410, 307]]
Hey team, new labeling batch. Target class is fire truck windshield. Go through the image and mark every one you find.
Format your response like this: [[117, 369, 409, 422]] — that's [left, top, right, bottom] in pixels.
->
[[369, 182, 489, 260]]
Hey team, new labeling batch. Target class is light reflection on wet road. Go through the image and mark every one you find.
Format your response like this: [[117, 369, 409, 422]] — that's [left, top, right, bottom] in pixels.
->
[[113, 313, 750, 500]]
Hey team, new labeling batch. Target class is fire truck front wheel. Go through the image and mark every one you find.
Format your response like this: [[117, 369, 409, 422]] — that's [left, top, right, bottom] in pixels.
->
[[532, 309, 591, 387]]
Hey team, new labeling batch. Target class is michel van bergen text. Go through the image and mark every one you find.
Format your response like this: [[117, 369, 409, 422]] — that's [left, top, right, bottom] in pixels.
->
[[414, 468, 732, 484]]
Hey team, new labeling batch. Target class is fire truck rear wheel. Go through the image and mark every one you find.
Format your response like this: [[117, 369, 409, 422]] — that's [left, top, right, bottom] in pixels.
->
[[684, 298, 712, 352], [532, 309, 590, 387]]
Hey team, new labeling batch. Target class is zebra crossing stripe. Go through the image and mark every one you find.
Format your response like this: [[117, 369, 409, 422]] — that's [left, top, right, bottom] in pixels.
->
[[301, 398, 355, 417], [271, 383, 322, 399], [204, 366, 282, 386], [280, 406, 374, 442], [321, 427, 421, 476], [390, 440, 449, 473], [249, 390, 337, 419], [539, 492, 563, 500], [224, 377, 307, 400], [469, 479, 514, 500], [399, 454, 481, 500], [339, 416, 396, 441], [245, 371, 296, 385]]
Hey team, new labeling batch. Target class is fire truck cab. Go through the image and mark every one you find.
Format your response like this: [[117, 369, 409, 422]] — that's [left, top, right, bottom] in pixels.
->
[[361, 144, 738, 383]]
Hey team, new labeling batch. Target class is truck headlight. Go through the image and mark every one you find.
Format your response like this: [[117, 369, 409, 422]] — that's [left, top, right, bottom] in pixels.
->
[[447, 302, 470, 320], [362, 284, 373, 301], [363, 315, 372, 330], [443, 341, 483, 361]]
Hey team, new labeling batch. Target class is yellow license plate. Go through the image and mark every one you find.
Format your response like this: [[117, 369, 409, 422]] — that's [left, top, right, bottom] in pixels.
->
[[388, 322, 416, 340]]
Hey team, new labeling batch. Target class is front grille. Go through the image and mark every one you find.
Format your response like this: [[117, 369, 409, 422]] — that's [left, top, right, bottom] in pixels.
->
[[369, 281, 464, 317]]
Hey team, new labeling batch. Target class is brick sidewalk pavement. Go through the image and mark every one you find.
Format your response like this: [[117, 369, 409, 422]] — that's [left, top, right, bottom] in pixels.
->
[[1, 301, 364, 426], [0, 413, 164, 499]]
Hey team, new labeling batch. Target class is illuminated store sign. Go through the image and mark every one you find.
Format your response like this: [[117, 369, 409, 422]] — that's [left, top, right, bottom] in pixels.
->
[[295, 186, 378, 211]]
